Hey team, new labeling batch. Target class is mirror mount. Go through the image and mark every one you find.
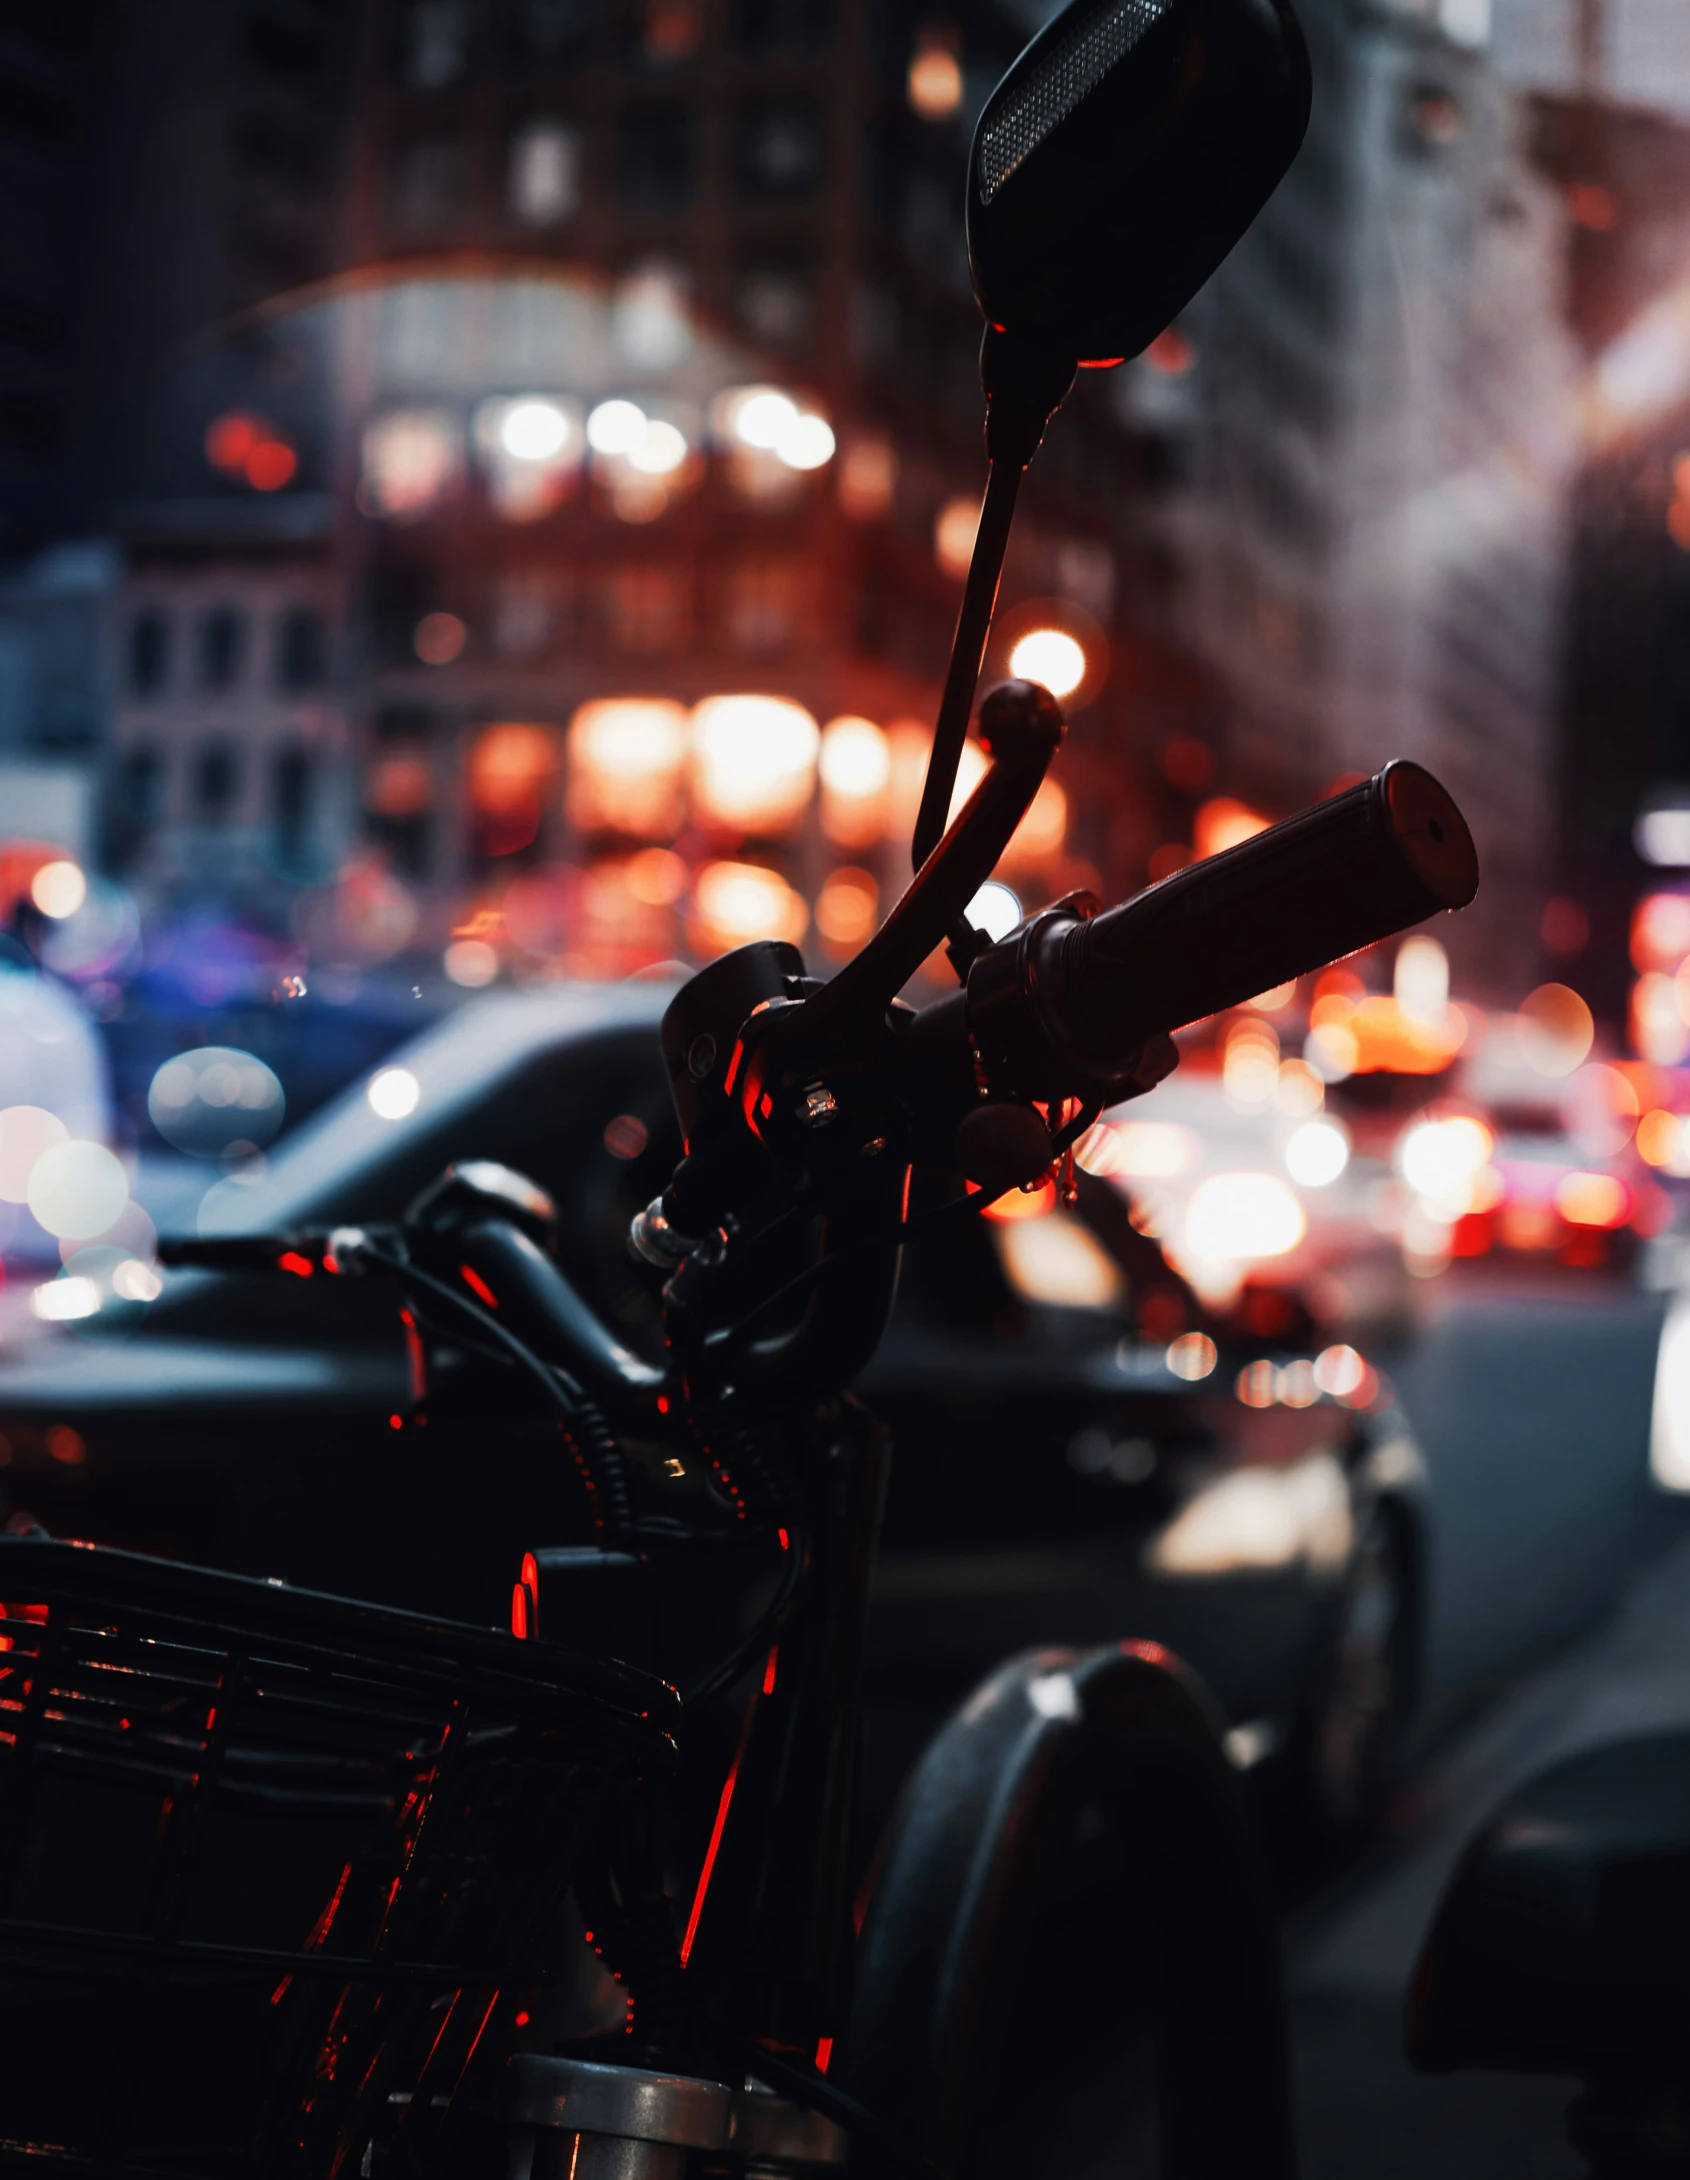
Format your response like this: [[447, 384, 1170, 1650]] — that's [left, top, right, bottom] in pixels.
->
[[911, 331, 1077, 903], [908, 0, 1311, 963]]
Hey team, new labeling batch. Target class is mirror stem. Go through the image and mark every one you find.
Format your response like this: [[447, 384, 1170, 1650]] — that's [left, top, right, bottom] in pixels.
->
[[912, 456, 1023, 878], [911, 330, 1077, 885]]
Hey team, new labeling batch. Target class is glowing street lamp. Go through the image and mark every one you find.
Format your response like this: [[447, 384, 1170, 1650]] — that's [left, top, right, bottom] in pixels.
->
[[1008, 627, 1086, 699]]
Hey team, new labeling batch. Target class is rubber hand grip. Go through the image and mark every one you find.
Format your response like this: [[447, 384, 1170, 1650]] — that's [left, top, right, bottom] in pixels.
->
[[1000, 761, 1476, 1085]]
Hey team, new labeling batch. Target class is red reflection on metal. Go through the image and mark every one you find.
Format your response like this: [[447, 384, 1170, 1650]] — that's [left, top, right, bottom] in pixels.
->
[[278, 1251, 314, 1279], [681, 1693, 758, 1966], [400, 1306, 426, 1400], [815, 2036, 833, 2073], [511, 1584, 528, 1639], [777, 1527, 790, 1552], [459, 1263, 498, 1307], [761, 1646, 779, 1696]]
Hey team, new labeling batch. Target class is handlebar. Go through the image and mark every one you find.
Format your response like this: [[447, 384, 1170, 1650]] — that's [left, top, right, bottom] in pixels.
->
[[966, 760, 1477, 1095]]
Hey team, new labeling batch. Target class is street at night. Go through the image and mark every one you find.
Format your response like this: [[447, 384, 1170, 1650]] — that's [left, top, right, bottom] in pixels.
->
[[10, 0, 1690, 2171], [1295, 1272, 1678, 2176]]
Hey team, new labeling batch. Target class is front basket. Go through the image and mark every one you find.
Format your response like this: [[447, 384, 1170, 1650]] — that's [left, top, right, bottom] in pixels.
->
[[0, 1537, 674, 2178]]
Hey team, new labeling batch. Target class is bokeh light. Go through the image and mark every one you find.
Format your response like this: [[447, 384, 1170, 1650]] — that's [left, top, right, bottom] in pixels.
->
[[1284, 1116, 1351, 1187], [0, 1106, 69, 1202], [148, 1047, 285, 1156], [1185, 1173, 1306, 1261], [414, 611, 467, 665], [27, 1140, 129, 1242], [445, 938, 500, 986], [1519, 982, 1595, 1076], [30, 861, 86, 919], [690, 695, 819, 834], [368, 1067, 421, 1121], [966, 880, 1022, 941], [689, 860, 808, 953], [32, 1276, 101, 1323], [933, 496, 979, 579], [819, 717, 891, 846], [815, 867, 880, 955], [569, 698, 690, 838], [501, 399, 572, 460], [1166, 1331, 1218, 1381], [907, 31, 963, 118], [1007, 627, 1086, 698]]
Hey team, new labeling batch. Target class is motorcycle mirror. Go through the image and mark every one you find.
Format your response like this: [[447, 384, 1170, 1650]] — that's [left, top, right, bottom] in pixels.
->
[[966, 0, 1313, 365]]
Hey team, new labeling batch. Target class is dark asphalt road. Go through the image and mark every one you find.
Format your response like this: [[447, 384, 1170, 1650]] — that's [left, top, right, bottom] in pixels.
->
[[1388, 1277, 1667, 1725], [1292, 1273, 1673, 2180]]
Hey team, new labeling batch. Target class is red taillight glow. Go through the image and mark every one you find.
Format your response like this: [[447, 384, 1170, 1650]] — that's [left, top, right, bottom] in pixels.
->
[[278, 1251, 314, 1279], [459, 1263, 498, 1307], [1554, 1170, 1630, 1229]]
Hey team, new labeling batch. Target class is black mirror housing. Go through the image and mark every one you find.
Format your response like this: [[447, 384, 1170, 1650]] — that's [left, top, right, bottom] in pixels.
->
[[967, 0, 1313, 364]]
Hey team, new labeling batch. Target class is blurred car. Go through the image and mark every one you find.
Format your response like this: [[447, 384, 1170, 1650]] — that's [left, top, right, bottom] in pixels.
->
[[0, 981, 1430, 1843]]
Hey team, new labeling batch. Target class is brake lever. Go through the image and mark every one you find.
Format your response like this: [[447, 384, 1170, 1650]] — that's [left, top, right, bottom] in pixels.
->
[[758, 679, 1064, 1071]]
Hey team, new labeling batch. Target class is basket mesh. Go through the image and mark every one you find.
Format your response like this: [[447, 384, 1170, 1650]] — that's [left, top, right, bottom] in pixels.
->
[[975, 0, 1169, 205], [0, 1541, 670, 2178]]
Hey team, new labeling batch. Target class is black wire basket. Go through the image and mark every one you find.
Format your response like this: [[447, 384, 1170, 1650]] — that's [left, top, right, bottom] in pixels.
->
[[0, 1537, 674, 2178]]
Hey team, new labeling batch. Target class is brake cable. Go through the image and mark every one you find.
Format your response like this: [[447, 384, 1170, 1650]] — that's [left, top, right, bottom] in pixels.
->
[[705, 1100, 1101, 1351]]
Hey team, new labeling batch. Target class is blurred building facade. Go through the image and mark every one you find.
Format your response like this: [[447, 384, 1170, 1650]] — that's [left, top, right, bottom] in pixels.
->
[[1130, 0, 1579, 1002], [2, 0, 1198, 983], [221, 0, 1170, 974]]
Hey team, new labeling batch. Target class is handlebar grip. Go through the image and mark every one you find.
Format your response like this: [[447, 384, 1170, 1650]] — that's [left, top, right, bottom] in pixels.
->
[[974, 761, 1477, 1088]]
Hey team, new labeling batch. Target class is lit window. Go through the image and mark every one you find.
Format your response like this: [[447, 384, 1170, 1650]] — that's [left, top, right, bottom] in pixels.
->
[[818, 717, 890, 846], [468, 723, 556, 859], [360, 410, 463, 520], [509, 119, 582, 225], [474, 395, 583, 521], [690, 694, 819, 834], [568, 698, 689, 838]]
